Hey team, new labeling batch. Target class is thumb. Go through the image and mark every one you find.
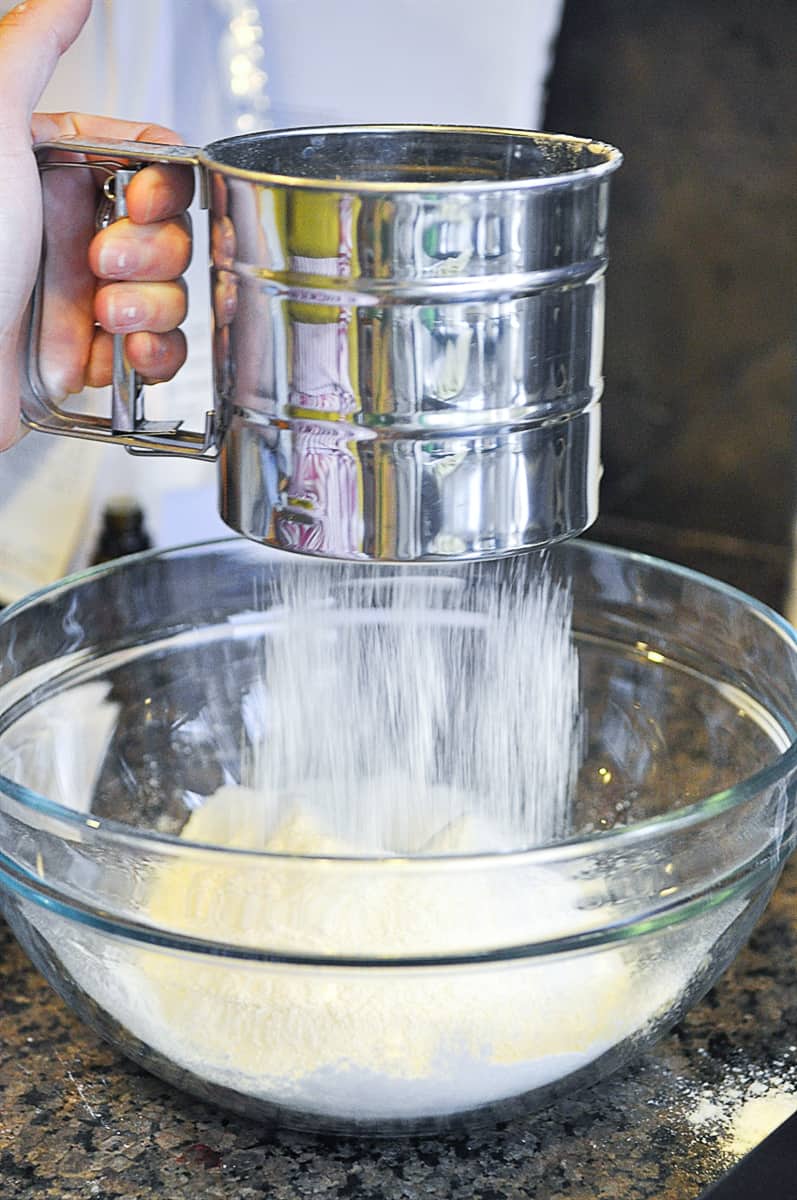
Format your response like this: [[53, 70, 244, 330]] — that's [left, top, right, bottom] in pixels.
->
[[0, 0, 91, 133]]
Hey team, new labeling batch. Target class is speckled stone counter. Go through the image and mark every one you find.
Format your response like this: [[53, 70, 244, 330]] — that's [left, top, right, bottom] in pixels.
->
[[2, 853, 796, 1200]]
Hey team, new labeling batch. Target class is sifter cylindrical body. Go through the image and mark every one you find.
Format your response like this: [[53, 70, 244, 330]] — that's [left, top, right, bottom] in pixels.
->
[[210, 127, 621, 560]]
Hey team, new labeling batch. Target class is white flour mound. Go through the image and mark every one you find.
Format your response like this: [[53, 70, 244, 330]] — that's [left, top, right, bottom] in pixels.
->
[[117, 787, 639, 1119], [30, 785, 736, 1124]]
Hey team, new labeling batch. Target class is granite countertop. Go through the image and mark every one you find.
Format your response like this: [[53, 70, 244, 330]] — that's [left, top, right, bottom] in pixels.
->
[[1, 854, 796, 1200]]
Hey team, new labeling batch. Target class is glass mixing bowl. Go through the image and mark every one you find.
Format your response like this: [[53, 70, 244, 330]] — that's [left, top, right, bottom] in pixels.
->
[[0, 538, 796, 1136]]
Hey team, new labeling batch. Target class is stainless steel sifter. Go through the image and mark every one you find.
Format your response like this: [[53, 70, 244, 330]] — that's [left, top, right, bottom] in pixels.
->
[[24, 125, 622, 562]]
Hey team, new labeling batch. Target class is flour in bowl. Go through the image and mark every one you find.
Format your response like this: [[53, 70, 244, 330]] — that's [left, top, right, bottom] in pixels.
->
[[40, 781, 728, 1124], [123, 786, 640, 1119], [21, 562, 744, 1122]]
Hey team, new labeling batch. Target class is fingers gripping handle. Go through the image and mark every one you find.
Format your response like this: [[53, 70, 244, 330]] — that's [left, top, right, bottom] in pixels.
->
[[24, 136, 217, 459]]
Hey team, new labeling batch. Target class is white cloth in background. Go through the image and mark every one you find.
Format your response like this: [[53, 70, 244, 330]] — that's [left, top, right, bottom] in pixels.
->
[[35, 1, 566, 139]]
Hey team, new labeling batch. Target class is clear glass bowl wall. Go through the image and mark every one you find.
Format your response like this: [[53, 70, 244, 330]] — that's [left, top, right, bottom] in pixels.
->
[[0, 539, 795, 1135]]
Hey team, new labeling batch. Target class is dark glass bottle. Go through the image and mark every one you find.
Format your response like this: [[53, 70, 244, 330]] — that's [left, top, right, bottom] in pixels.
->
[[91, 498, 152, 565]]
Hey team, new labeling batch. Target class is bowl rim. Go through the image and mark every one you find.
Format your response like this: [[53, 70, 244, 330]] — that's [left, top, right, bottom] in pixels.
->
[[0, 535, 796, 868]]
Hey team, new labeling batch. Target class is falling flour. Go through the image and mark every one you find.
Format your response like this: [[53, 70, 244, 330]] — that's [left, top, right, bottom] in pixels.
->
[[28, 560, 746, 1121], [236, 559, 583, 852]]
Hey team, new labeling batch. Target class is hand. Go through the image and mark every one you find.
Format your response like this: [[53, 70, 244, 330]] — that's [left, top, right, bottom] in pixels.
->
[[0, 0, 194, 450]]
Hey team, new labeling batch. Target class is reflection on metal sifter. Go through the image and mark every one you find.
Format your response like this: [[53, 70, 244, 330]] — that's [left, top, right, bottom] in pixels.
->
[[24, 125, 622, 561]]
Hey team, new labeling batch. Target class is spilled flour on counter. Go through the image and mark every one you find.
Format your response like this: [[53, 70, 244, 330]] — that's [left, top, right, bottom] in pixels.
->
[[685, 1055, 797, 1160], [726, 1091, 797, 1155]]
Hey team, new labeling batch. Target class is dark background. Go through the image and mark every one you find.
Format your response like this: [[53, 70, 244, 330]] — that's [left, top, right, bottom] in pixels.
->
[[544, 0, 797, 609]]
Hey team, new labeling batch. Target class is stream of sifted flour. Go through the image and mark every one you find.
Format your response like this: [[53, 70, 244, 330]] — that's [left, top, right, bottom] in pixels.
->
[[235, 559, 583, 853]]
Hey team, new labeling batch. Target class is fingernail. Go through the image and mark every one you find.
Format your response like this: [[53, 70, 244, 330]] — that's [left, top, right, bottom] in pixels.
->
[[107, 291, 149, 330], [98, 242, 140, 279]]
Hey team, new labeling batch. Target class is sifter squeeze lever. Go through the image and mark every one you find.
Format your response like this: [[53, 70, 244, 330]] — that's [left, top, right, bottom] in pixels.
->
[[95, 168, 144, 437]]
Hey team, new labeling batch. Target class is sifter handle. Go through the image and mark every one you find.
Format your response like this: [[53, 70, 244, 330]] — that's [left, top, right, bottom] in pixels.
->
[[24, 135, 217, 459]]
